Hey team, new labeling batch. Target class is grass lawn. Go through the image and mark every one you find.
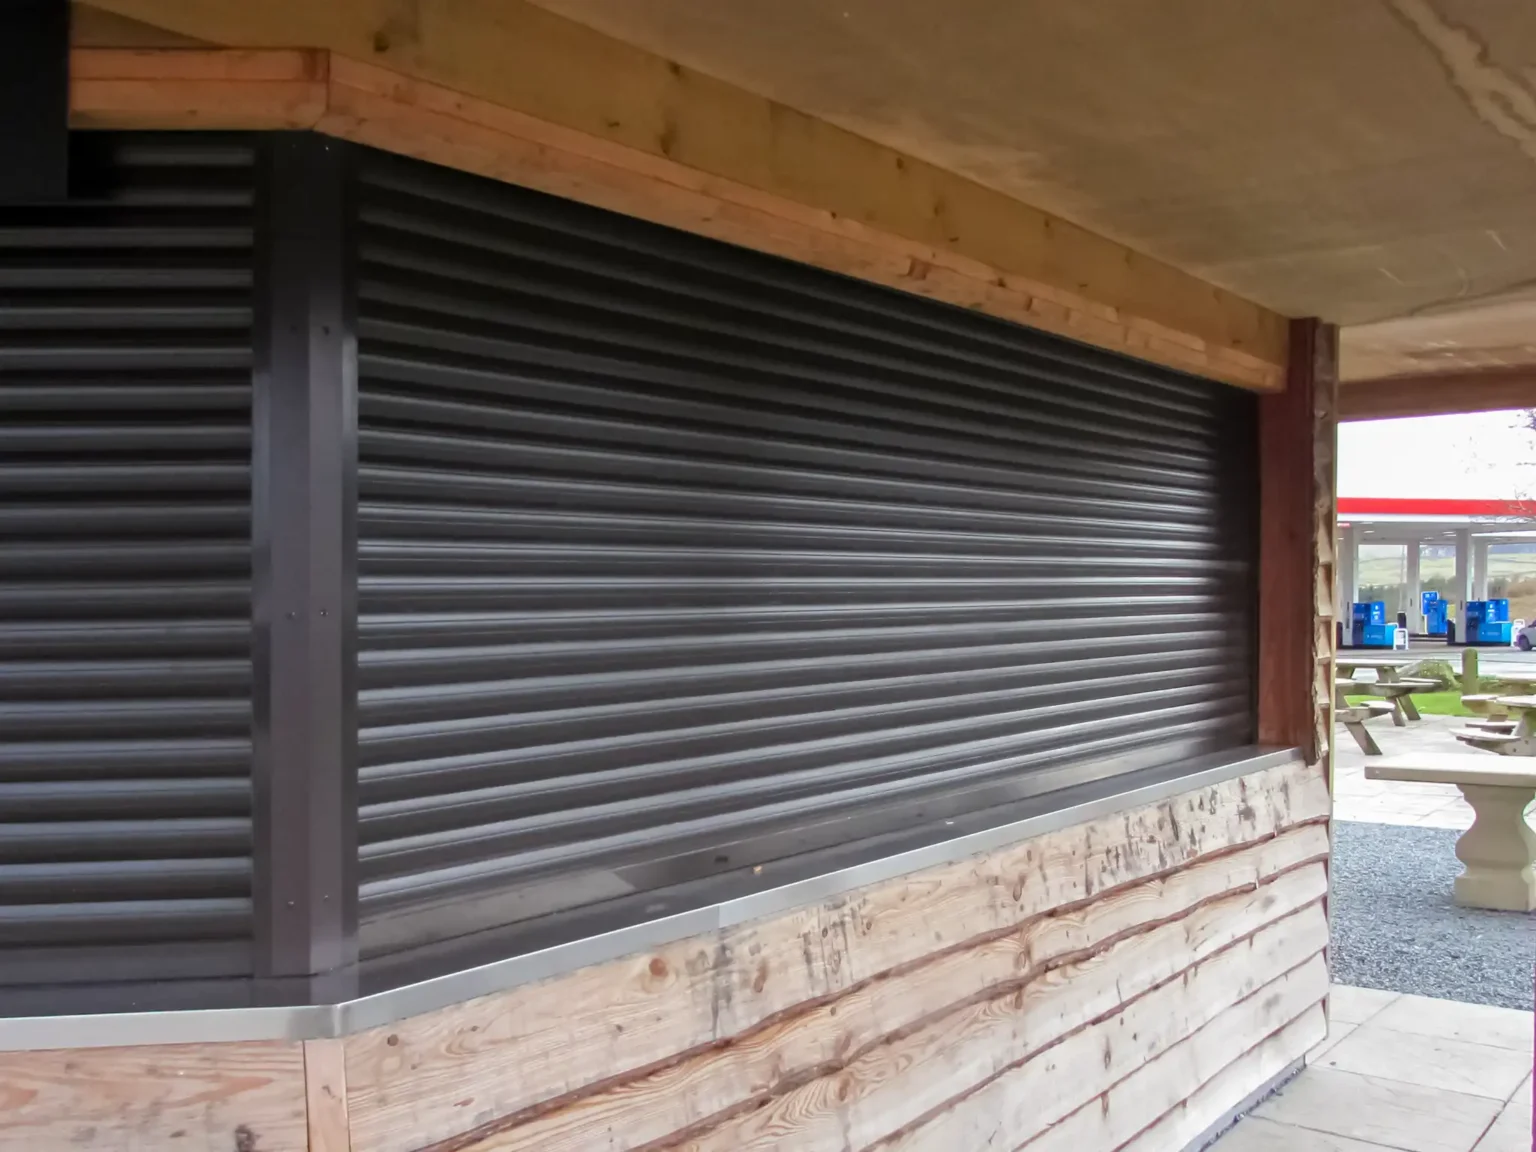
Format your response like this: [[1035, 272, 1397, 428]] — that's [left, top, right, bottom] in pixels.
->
[[1346, 690, 1474, 717]]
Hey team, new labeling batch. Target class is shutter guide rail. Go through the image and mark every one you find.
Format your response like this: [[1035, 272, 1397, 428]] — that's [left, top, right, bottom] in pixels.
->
[[249, 132, 360, 981]]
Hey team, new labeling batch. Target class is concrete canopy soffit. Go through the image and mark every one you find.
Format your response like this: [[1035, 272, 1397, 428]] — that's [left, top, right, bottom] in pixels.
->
[[527, 0, 1536, 401], [68, 0, 1287, 391]]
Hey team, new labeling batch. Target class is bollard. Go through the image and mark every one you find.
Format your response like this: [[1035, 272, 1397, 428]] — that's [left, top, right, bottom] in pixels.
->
[[1463, 648, 1480, 696]]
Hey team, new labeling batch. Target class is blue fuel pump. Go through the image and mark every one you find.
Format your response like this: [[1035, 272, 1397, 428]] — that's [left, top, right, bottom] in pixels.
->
[[1421, 591, 1447, 636], [1346, 601, 1397, 648], [1464, 599, 1513, 646]]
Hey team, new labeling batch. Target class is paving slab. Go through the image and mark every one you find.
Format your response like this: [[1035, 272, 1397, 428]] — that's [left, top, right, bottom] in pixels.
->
[[1251, 1067, 1502, 1152], [1315, 1025, 1532, 1100]]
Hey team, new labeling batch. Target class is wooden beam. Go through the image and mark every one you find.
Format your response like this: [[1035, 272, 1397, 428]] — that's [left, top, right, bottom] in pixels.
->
[[64, 35, 1287, 391], [1340, 367, 1536, 421], [70, 48, 328, 128], [1258, 319, 1338, 763]]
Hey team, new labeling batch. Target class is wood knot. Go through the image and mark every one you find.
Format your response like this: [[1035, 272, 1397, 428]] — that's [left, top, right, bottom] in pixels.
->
[[649, 957, 669, 979]]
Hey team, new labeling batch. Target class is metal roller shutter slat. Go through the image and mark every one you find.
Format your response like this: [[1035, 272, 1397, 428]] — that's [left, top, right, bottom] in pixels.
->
[[355, 165, 1212, 415], [354, 147, 1259, 957], [0, 133, 255, 973]]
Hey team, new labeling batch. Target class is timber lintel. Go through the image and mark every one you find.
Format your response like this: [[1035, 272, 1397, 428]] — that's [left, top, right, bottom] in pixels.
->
[[67, 44, 1288, 391]]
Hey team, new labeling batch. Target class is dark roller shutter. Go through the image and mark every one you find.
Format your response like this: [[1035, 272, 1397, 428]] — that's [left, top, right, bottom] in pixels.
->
[[354, 148, 1258, 957], [0, 135, 255, 985]]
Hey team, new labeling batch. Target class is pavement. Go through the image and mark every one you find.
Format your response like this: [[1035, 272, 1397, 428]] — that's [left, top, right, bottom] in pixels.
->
[[1212, 987, 1532, 1152]]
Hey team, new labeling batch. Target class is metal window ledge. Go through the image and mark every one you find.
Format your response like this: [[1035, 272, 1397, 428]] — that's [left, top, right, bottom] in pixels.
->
[[0, 745, 1302, 1052]]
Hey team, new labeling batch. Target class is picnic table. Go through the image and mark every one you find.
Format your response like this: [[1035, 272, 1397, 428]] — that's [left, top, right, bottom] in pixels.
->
[[1334, 679, 1396, 755], [1335, 656, 1416, 677], [1336, 657, 1437, 716], [1366, 753, 1536, 911], [1342, 675, 1438, 723], [1454, 696, 1536, 756]]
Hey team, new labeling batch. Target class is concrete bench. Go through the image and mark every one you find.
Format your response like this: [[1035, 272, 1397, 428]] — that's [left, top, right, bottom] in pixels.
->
[[1464, 719, 1518, 734], [1451, 729, 1525, 755], [1453, 697, 1536, 756], [1462, 694, 1509, 718], [1366, 753, 1536, 911]]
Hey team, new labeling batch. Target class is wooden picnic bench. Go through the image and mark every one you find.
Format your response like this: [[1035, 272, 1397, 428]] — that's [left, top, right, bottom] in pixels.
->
[[1366, 753, 1536, 911], [1334, 679, 1395, 755], [1454, 695, 1536, 756], [1336, 658, 1438, 722], [1346, 677, 1438, 723], [1335, 656, 1415, 678]]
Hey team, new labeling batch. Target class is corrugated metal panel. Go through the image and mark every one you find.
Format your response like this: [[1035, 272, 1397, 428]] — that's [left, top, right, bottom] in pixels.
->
[[0, 134, 255, 983], [354, 148, 1258, 956]]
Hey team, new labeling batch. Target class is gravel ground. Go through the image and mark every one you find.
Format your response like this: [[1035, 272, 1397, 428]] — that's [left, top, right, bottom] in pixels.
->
[[1331, 820, 1536, 1009]]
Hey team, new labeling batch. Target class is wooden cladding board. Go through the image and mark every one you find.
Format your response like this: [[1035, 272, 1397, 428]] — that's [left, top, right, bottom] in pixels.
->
[[0, 1041, 308, 1152], [65, 46, 1286, 392], [0, 758, 1328, 1151], [341, 757, 1329, 1152]]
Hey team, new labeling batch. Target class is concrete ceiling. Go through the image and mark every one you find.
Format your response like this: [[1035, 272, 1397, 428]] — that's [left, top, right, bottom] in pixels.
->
[[529, 0, 1536, 385]]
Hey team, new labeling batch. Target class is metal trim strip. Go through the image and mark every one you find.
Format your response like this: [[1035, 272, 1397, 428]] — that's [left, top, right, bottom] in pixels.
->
[[0, 745, 1302, 1051]]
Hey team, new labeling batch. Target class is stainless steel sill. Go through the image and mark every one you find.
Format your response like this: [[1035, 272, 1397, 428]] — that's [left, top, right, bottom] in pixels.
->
[[0, 745, 1302, 1052]]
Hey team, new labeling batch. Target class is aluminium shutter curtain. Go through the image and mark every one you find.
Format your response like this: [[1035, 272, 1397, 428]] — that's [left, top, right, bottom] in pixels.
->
[[353, 146, 1257, 957]]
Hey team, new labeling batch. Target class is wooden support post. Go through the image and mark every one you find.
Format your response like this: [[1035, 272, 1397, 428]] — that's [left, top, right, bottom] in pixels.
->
[[1464, 649, 1481, 696], [1257, 319, 1339, 766]]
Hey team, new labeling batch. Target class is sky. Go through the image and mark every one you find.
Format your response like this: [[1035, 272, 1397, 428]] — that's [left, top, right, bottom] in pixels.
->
[[1337, 409, 1536, 501]]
